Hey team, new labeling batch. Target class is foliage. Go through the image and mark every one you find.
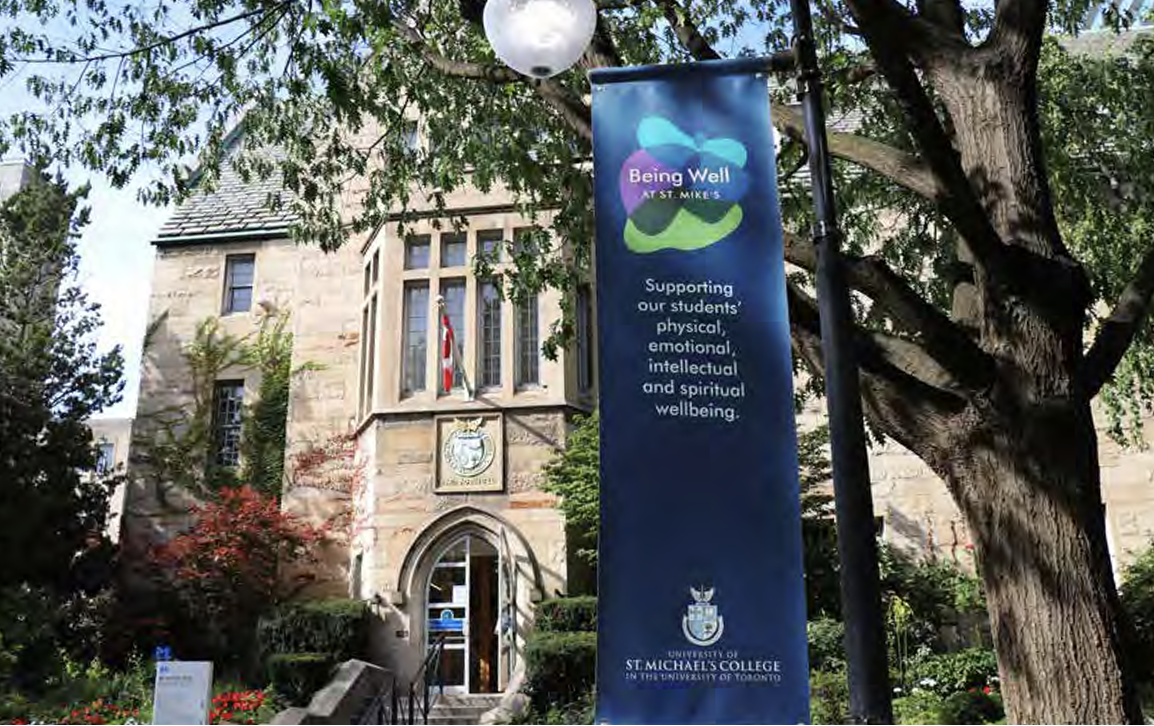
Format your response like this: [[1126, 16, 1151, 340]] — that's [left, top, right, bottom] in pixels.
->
[[541, 413, 599, 565], [240, 311, 297, 498], [1120, 542, 1154, 686], [134, 316, 249, 500], [907, 648, 1000, 697], [256, 599, 369, 662], [136, 311, 303, 502], [797, 425, 841, 619], [893, 684, 1004, 724], [0, 176, 123, 593], [148, 486, 327, 663], [1039, 35, 1154, 440], [936, 689, 1005, 725], [809, 669, 850, 725], [523, 632, 597, 714], [880, 545, 987, 617], [534, 597, 597, 634], [265, 653, 336, 707], [0, 652, 154, 725], [807, 617, 846, 673], [513, 691, 595, 725], [892, 689, 946, 725], [0, 586, 63, 692]]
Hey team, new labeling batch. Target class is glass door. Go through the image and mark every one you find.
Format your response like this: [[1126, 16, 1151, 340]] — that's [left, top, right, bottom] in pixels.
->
[[427, 539, 469, 693]]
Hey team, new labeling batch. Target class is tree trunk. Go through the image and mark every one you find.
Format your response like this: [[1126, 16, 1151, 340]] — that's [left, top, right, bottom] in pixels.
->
[[942, 397, 1142, 723], [911, 53, 1142, 722]]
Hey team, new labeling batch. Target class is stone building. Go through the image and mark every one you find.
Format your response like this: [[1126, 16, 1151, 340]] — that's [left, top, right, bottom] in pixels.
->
[[123, 133, 589, 695], [87, 417, 134, 542]]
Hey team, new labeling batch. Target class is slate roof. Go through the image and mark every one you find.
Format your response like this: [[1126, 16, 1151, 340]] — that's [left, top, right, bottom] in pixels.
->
[[153, 146, 296, 246]]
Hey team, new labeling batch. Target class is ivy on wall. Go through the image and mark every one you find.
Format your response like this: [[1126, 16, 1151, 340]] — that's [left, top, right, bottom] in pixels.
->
[[241, 313, 295, 499], [135, 309, 312, 505]]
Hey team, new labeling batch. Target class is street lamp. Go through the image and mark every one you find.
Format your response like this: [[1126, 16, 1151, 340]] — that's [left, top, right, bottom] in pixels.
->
[[481, 1, 892, 722], [483, 0, 597, 78]]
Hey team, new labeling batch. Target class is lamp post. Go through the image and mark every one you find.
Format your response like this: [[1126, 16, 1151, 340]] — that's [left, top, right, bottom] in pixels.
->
[[482, 0, 892, 722]]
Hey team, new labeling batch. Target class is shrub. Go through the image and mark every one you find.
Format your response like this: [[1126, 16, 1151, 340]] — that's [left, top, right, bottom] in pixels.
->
[[893, 689, 945, 725], [907, 647, 999, 696], [534, 597, 597, 633], [257, 599, 368, 661], [936, 689, 1004, 724], [809, 669, 849, 725], [149, 486, 326, 663], [265, 653, 336, 707], [1121, 542, 1154, 686], [0, 586, 59, 692], [807, 617, 845, 673], [523, 632, 596, 712]]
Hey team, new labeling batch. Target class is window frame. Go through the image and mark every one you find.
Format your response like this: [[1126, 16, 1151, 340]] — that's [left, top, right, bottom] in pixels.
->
[[402, 281, 430, 395], [439, 278, 467, 393], [222, 254, 256, 315], [515, 293, 540, 388], [211, 380, 245, 468], [478, 280, 502, 389], [405, 235, 432, 271]]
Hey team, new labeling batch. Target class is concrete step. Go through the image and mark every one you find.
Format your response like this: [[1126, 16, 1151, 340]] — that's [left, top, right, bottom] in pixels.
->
[[425, 695, 503, 725]]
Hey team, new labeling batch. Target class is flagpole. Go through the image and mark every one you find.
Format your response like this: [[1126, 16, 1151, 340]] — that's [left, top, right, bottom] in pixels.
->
[[436, 295, 474, 400]]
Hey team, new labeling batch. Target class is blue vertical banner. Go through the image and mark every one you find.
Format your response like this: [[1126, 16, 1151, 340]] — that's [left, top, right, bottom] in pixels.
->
[[591, 59, 810, 724]]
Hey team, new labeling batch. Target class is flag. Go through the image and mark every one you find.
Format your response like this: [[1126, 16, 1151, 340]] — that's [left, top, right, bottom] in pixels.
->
[[441, 309, 455, 392]]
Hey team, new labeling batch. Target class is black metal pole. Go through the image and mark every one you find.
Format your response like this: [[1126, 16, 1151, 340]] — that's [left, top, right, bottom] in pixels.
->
[[785, 0, 894, 722]]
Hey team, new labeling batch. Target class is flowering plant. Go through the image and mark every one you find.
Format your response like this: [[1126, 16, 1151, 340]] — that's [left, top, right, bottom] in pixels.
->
[[54, 699, 141, 724], [209, 690, 266, 725]]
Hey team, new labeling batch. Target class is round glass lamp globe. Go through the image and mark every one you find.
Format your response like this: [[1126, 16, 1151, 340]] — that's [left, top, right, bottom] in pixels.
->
[[483, 0, 597, 79]]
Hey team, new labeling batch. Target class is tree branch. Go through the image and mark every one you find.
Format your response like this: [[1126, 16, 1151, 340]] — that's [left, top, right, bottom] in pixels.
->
[[391, 17, 593, 140], [784, 231, 995, 392], [843, 0, 1006, 269], [990, 0, 1048, 67], [640, 0, 722, 60], [13, 5, 284, 64], [788, 280, 962, 466], [1084, 243, 1154, 396], [772, 104, 940, 201]]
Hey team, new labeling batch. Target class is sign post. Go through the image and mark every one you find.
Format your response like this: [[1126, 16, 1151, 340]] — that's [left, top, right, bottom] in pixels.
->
[[153, 660, 213, 725], [590, 59, 811, 724]]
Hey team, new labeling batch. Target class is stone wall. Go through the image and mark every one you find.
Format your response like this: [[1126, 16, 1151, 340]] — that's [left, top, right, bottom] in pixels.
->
[[801, 402, 1154, 576]]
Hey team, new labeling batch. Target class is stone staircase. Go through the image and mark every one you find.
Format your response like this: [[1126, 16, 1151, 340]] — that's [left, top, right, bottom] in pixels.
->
[[425, 694, 504, 725]]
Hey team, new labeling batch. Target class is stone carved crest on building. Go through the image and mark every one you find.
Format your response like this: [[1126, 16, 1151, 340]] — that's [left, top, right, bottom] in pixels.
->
[[435, 414, 504, 494]]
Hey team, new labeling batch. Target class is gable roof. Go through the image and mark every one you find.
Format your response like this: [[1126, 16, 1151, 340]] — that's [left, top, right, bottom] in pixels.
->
[[153, 127, 296, 246]]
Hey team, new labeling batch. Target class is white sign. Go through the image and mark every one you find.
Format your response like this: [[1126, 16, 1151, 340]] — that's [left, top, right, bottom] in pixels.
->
[[452, 585, 468, 605], [153, 660, 213, 725]]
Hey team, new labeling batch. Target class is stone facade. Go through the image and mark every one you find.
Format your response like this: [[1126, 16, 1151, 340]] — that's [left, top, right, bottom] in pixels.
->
[[123, 143, 581, 693], [801, 402, 1154, 578], [88, 417, 134, 542]]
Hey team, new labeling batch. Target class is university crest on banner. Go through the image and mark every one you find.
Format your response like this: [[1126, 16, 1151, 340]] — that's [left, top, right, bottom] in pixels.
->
[[682, 587, 724, 646]]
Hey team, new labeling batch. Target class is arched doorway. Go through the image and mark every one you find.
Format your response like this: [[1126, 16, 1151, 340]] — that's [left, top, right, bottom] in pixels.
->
[[425, 533, 501, 694]]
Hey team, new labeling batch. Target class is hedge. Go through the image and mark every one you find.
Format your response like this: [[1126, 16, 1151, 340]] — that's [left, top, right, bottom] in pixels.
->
[[524, 631, 597, 712], [257, 599, 369, 661], [534, 597, 597, 633], [266, 652, 338, 706]]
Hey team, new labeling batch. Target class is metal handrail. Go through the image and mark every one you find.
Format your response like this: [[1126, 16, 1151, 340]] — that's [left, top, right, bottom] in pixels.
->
[[407, 634, 447, 724], [358, 635, 447, 725]]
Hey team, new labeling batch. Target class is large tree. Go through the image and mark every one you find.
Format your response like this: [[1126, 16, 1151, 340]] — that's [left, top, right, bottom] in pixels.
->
[[0, 176, 124, 592], [4, 0, 1154, 720]]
